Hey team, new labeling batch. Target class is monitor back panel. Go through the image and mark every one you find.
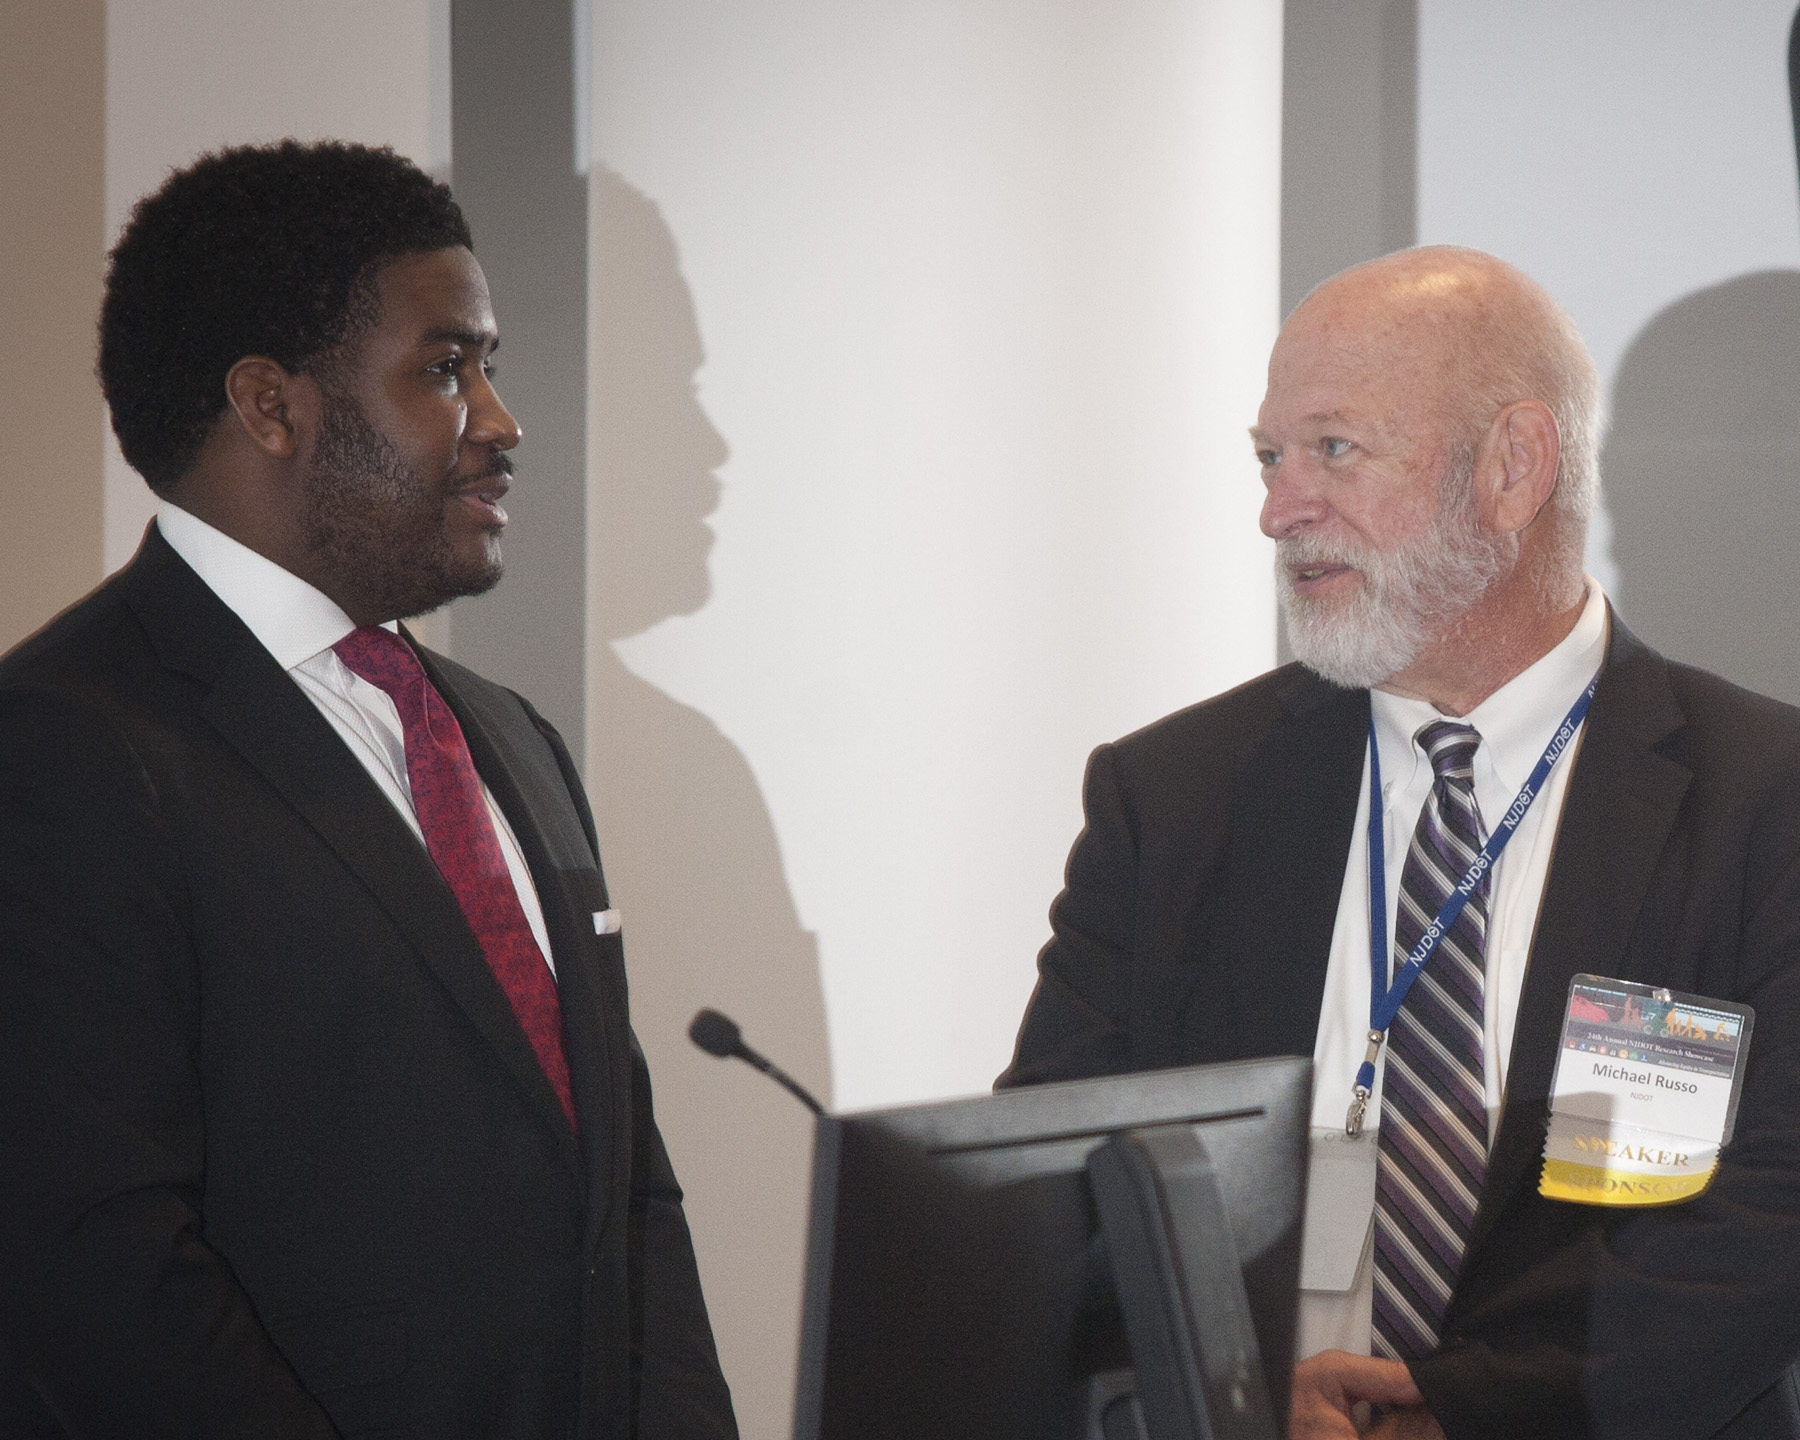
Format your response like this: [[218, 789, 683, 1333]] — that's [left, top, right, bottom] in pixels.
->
[[793, 1057, 1310, 1440]]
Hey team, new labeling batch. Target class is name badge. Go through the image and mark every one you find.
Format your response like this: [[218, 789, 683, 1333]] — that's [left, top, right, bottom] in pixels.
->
[[1540, 974, 1753, 1207], [1299, 1128, 1378, 1291]]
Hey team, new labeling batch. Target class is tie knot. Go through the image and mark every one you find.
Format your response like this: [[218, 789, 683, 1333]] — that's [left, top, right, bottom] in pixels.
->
[[1416, 719, 1481, 782], [333, 625, 423, 697]]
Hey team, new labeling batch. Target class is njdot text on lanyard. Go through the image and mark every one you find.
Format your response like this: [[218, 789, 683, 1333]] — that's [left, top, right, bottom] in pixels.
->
[[1345, 671, 1601, 1138]]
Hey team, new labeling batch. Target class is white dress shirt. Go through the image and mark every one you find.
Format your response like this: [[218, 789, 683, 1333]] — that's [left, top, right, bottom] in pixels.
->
[[1295, 578, 1610, 1358], [156, 501, 558, 977]]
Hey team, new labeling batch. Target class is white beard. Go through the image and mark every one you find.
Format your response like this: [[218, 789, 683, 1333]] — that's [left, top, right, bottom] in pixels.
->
[[1277, 459, 1512, 690]]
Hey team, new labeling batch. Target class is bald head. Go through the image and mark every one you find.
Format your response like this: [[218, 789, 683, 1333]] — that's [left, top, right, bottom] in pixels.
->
[[1283, 247, 1600, 573], [1255, 247, 1600, 710]]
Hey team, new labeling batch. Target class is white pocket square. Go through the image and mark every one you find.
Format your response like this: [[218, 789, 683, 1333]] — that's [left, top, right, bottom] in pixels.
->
[[592, 908, 622, 935]]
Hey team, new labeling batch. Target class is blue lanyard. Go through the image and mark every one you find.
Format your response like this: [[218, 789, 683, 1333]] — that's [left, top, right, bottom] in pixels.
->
[[1344, 670, 1601, 1136]]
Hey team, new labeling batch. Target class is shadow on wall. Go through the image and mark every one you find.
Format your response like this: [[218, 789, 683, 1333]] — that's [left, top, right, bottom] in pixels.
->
[[585, 166, 832, 1440], [1604, 270, 1800, 707]]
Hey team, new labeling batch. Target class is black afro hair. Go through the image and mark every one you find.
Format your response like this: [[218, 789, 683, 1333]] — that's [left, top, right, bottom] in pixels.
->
[[98, 139, 473, 493]]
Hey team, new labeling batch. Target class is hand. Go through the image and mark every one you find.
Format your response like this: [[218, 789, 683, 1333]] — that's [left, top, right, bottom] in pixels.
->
[[1289, 1350, 1429, 1439], [1362, 1406, 1446, 1440]]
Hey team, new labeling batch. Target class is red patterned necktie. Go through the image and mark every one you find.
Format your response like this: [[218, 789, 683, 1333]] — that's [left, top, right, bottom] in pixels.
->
[[333, 626, 577, 1131]]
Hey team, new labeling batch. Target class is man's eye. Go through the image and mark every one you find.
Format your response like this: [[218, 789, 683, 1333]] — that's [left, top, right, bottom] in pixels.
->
[[429, 355, 464, 377], [1321, 437, 1352, 459], [1255, 448, 1278, 467]]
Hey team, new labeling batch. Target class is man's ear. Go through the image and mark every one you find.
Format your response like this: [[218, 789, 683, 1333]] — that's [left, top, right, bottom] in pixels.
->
[[223, 356, 319, 460], [1480, 397, 1561, 536]]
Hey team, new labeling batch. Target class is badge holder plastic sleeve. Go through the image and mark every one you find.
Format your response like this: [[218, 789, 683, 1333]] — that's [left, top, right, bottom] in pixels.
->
[[1539, 973, 1755, 1207]]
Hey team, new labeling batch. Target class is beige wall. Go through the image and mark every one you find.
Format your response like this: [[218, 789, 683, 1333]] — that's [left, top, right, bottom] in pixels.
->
[[0, 0, 106, 653], [101, 0, 442, 577]]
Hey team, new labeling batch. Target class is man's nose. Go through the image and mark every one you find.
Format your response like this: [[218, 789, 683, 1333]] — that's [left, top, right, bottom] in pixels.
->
[[1259, 458, 1329, 540], [469, 371, 523, 451]]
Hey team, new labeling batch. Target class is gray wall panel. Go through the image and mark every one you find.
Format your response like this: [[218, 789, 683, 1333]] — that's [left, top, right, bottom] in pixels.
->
[[1280, 0, 1417, 318], [451, 0, 589, 756], [1278, 0, 1418, 662]]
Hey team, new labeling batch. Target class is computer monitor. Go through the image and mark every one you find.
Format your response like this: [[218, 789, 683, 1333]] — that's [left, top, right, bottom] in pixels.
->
[[791, 1056, 1310, 1440]]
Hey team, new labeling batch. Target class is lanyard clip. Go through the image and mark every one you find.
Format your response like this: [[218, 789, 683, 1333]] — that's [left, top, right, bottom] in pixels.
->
[[1345, 1029, 1384, 1137]]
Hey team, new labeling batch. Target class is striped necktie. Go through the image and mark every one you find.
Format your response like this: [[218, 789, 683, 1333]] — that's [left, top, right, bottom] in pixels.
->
[[1373, 719, 1488, 1362]]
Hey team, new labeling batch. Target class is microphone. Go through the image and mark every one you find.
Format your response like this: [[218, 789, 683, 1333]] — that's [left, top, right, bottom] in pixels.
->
[[688, 1008, 826, 1116]]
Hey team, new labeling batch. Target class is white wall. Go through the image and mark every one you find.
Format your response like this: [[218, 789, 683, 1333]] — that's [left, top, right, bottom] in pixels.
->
[[589, 0, 1283, 1110], [585, 5, 1282, 1435], [101, 0, 448, 573]]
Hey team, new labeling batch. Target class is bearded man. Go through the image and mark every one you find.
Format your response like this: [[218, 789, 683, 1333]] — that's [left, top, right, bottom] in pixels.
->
[[0, 142, 736, 1439], [1001, 248, 1800, 1439]]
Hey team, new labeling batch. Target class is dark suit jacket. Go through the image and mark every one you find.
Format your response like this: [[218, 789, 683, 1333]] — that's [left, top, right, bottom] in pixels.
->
[[1001, 615, 1800, 1440], [0, 527, 737, 1440]]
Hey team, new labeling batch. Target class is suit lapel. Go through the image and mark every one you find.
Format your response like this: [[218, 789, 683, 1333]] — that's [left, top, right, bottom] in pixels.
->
[[1211, 672, 1370, 1061], [418, 646, 625, 1227], [1463, 615, 1690, 1266], [122, 530, 584, 1177]]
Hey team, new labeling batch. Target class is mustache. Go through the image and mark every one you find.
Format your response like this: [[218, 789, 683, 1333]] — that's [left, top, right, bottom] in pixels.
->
[[452, 453, 515, 491], [1276, 532, 1373, 570]]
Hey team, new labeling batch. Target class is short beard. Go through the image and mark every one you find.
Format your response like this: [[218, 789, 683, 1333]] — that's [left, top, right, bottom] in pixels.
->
[[302, 384, 503, 621], [1277, 450, 1513, 689]]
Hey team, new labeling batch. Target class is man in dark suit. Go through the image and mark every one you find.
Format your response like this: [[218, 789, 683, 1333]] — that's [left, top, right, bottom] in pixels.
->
[[0, 141, 737, 1439], [1003, 247, 1800, 1439]]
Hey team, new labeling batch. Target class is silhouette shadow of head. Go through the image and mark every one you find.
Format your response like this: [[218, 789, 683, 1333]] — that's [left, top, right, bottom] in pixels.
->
[[583, 165, 830, 1440], [1604, 272, 1800, 705], [588, 168, 727, 641], [1603, 8, 1800, 704]]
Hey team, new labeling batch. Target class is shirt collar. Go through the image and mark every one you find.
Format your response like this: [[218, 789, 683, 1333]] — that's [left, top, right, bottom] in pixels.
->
[[156, 500, 367, 671], [1370, 577, 1610, 813]]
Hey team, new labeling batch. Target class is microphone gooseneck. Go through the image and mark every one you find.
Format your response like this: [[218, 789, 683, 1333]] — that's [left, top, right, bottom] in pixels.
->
[[687, 1007, 827, 1116]]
